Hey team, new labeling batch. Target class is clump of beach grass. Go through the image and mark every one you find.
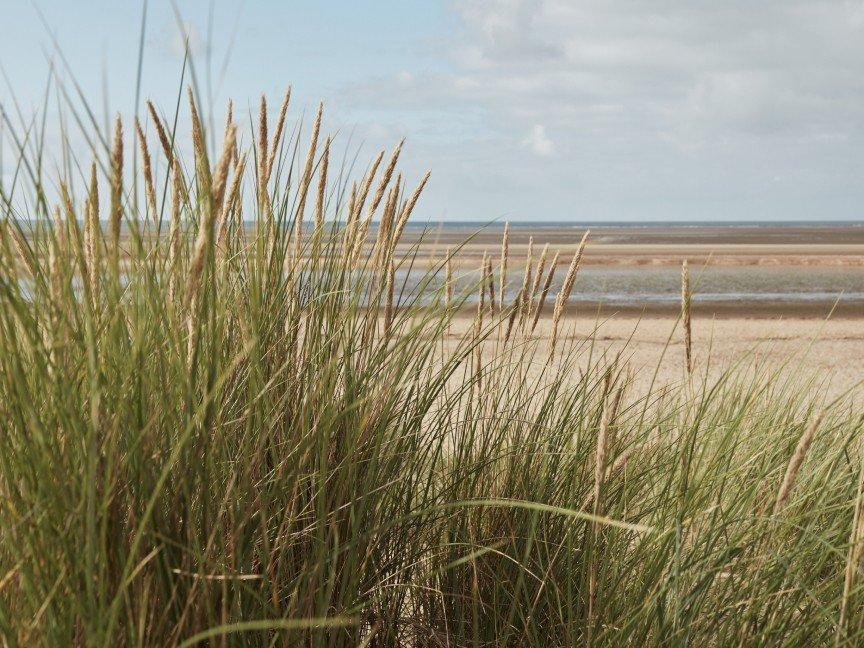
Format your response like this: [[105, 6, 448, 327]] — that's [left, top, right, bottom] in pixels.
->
[[0, 80, 863, 648]]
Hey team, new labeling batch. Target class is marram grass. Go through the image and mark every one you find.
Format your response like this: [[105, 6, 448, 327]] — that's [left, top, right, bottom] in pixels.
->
[[0, 89, 863, 647]]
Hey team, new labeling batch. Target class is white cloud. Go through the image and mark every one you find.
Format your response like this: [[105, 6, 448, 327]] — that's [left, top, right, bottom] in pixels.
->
[[157, 20, 209, 62], [523, 124, 555, 156], [339, 0, 864, 220], [395, 70, 414, 85]]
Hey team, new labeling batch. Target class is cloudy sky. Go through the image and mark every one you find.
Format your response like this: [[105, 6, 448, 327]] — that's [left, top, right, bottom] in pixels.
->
[[2, 0, 864, 222]]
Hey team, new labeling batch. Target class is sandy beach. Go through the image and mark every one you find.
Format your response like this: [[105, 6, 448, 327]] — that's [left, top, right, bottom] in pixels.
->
[[447, 313, 864, 403], [406, 223, 864, 400]]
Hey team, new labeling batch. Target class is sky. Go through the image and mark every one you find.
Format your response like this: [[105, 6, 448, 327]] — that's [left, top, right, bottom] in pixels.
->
[[1, 0, 864, 222]]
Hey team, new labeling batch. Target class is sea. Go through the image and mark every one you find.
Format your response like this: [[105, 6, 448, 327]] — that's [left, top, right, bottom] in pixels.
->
[[390, 220, 864, 315]]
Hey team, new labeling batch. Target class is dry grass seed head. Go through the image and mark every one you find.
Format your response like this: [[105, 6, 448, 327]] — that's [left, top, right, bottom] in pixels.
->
[[257, 94, 268, 184], [550, 231, 589, 352], [187, 88, 207, 177], [499, 222, 509, 312], [224, 99, 233, 140], [518, 236, 535, 325], [135, 118, 158, 221], [484, 252, 495, 314], [211, 124, 238, 213], [146, 100, 174, 166], [49, 205, 63, 301], [315, 136, 330, 231], [478, 252, 487, 315], [8, 223, 37, 278], [169, 165, 184, 296], [555, 231, 589, 313], [294, 102, 324, 257], [297, 102, 324, 221], [353, 151, 384, 222], [347, 181, 358, 225], [368, 139, 404, 222], [390, 171, 430, 255], [346, 152, 384, 265], [217, 152, 247, 254], [266, 87, 292, 181], [474, 253, 487, 384], [445, 246, 454, 307], [374, 175, 401, 272], [681, 259, 692, 374], [383, 256, 396, 336], [531, 250, 560, 334], [530, 243, 550, 302], [773, 413, 823, 515], [85, 162, 101, 303], [109, 114, 124, 264]]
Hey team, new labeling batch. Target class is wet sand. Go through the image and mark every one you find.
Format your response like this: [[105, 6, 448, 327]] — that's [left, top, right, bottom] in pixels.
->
[[392, 223, 864, 318], [402, 223, 864, 268]]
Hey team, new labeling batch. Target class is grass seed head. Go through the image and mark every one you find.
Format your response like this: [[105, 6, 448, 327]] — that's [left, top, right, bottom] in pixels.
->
[[550, 231, 589, 353], [217, 152, 247, 255], [518, 236, 534, 326], [257, 94, 268, 184], [109, 114, 124, 269], [266, 87, 292, 181], [368, 138, 404, 222], [390, 171, 430, 255], [774, 414, 823, 515], [135, 118, 158, 221], [315, 136, 330, 232], [499, 222, 510, 312], [294, 102, 324, 259], [682, 259, 692, 374], [530, 243, 549, 303], [531, 250, 559, 334], [188, 88, 207, 177], [146, 100, 174, 166]]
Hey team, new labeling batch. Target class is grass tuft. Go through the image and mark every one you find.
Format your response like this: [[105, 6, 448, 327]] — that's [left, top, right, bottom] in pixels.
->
[[0, 86, 862, 647]]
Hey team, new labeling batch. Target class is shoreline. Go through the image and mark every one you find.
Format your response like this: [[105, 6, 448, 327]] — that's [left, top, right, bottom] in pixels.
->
[[396, 223, 864, 268], [388, 223, 864, 318]]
